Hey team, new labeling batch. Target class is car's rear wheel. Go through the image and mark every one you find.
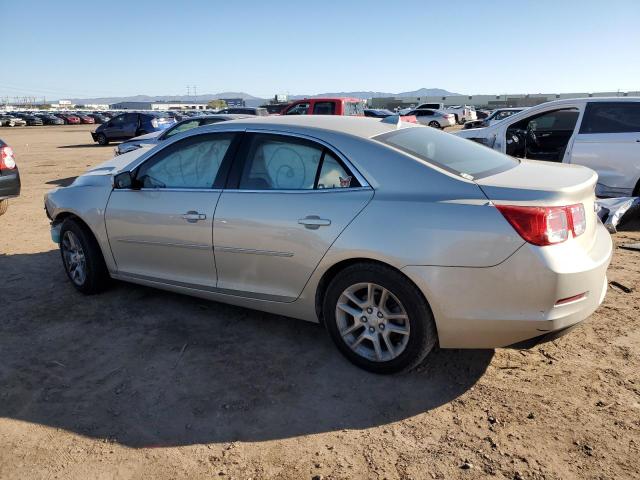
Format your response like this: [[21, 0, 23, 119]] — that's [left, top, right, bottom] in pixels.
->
[[323, 263, 437, 374], [0, 199, 8, 216], [428, 121, 441, 129], [96, 133, 108, 145], [59, 218, 110, 294]]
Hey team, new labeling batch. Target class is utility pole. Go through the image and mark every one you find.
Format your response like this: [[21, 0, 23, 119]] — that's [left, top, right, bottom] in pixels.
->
[[193, 85, 197, 98]]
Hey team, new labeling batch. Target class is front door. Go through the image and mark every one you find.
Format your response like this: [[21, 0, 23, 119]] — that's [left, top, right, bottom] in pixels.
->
[[571, 101, 640, 196], [213, 133, 373, 302], [105, 132, 238, 288]]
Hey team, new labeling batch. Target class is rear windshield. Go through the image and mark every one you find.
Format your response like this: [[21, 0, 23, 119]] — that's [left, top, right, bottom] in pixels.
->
[[374, 126, 518, 179]]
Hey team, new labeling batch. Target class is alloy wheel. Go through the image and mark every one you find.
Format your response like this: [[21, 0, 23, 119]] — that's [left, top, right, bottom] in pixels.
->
[[335, 282, 410, 362], [61, 231, 87, 286]]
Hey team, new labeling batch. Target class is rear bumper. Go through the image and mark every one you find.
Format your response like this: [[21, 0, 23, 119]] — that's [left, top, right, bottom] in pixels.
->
[[91, 132, 98, 141], [402, 222, 613, 348], [0, 169, 21, 199]]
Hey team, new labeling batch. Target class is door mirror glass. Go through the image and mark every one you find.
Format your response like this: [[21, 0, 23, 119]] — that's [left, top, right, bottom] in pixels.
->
[[113, 171, 136, 189]]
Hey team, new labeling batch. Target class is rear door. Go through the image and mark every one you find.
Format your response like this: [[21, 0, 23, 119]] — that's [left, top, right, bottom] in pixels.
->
[[571, 101, 640, 196], [105, 132, 239, 287], [213, 132, 373, 302]]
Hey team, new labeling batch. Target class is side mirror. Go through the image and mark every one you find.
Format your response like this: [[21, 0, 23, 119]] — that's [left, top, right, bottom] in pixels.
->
[[113, 171, 139, 190]]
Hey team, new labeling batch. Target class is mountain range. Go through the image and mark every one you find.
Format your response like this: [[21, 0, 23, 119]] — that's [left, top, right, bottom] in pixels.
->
[[68, 88, 460, 107]]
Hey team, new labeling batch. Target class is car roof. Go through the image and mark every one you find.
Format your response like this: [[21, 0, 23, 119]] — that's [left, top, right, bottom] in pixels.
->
[[292, 97, 362, 103], [199, 115, 413, 139], [527, 96, 640, 106]]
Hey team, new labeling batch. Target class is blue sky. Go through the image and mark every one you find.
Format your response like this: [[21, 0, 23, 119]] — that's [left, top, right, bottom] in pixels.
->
[[1, 0, 639, 99]]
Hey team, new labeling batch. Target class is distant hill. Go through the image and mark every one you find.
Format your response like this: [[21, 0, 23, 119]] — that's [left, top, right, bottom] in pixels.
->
[[290, 88, 460, 100], [66, 88, 461, 107], [68, 92, 264, 106]]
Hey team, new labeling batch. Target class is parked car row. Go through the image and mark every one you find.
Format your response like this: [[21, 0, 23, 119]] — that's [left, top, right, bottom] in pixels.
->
[[0, 111, 117, 126]]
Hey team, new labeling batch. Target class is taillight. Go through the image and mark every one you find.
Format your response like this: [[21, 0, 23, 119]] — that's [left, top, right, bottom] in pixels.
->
[[568, 203, 586, 236], [496, 203, 586, 246], [0, 146, 16, 170]]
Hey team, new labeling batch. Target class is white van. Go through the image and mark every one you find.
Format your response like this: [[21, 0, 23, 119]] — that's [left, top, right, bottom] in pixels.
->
[[456, 98, 640, 197]]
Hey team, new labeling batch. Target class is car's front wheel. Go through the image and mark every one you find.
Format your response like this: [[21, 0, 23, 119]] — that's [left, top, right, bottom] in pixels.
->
[[59, 218, 110, 294], [323, 263, 437, 374], [96, 133, 108, 145]]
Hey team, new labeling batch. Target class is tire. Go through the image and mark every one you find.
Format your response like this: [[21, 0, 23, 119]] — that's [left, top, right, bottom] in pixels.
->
[[96, 133, 108, 145], [0, 199, 8, 216], [59, 218, 110, 294], [428, 121, 441, 129], [323, 262, 437, 374]]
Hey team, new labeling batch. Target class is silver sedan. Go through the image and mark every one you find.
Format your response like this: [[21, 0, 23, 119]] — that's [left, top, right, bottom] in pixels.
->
[[44, 116, 612, 373]]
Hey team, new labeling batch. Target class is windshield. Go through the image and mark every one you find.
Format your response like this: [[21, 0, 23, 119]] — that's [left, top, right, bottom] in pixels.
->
[[374, 126, 518, 179]]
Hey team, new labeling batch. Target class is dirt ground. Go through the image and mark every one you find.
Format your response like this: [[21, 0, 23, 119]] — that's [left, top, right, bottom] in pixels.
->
[[0, 125, 638, 480]]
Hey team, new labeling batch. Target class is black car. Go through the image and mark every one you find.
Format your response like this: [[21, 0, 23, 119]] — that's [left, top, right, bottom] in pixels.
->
[[87, 113, 109, 124], [364, 108, 395, 118], [0, 138, 20, 216], [37, 114, 65, 125], [15, 114, 43, 126], [217, 107, 268, 116], [114, 113, 254, 155], [91, 112, 175, 145]]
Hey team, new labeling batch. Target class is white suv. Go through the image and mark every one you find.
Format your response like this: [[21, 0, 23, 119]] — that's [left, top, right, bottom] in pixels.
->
[[456, 98, 640, 197]]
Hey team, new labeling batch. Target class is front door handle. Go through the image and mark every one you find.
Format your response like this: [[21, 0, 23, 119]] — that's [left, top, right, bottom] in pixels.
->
[[181, 211, 207, 223], [298, 215, 331, 229]]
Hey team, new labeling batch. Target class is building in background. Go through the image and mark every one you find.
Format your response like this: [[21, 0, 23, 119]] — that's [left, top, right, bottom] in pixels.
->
[[109, 101, 210, 110], [221, 98, 245, 107], [369, 91, 640, 110]]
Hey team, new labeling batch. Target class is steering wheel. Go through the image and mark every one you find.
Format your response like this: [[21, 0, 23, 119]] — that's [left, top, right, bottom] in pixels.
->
[[526, 123, 539, 148]]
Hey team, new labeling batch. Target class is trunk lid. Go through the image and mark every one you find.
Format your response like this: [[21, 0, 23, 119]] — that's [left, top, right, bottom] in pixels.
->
[[475, 159, 599, 250]]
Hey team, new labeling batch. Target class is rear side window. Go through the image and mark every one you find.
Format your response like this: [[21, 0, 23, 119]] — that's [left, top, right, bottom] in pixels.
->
[[317, 152, 353, 188], [580, 102, 640, 134], [238, 134, 360, 190], [313, 102, 336, 115], [374, 127, 518, 179]]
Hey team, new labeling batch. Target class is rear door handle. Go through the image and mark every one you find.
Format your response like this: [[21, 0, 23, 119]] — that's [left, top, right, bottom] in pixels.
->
[[181, 211, 207, 223], [298, 215, 331, 229]]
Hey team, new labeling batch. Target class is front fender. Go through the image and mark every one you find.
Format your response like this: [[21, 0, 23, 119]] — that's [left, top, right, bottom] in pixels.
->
[[45, 180, 117, 272]]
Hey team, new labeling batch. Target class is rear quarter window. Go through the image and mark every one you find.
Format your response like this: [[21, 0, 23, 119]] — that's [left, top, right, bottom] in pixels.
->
[[374, 127, 518, 179]]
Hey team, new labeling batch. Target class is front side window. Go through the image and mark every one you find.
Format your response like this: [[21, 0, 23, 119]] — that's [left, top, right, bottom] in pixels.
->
[[238, 134, 360, 190], [285, 102, 310, 115], [137, 133, 234, 189], [580, 102, 640, 134], [164, 120, 200, 139], [110, 114, 126, 126]]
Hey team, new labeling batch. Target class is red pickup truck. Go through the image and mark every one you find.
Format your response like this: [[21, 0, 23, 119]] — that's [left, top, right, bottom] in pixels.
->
[[281, 97, 365, 116]]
